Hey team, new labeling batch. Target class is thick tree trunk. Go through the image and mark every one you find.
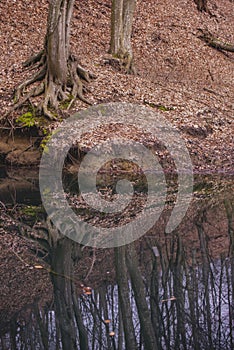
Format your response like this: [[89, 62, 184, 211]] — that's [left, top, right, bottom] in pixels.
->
[[46, 0, 74, 84], [8, 0, 93, 120], [43, 0, 91, 118], [110, 0, 136, 73]]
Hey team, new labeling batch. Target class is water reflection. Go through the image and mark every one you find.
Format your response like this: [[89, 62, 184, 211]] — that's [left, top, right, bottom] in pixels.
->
[[0, 177, 233, 349]]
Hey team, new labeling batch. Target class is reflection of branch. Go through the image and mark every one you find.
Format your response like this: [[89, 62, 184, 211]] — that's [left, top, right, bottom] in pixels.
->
[[162, 296, 176, 303], [198, 29, 234, 52], [84, 248, 96, 281]]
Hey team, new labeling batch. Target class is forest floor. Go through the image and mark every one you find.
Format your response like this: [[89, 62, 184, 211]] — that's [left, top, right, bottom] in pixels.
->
[[0, 0, 233, 173], [0, 0, 233, 331]]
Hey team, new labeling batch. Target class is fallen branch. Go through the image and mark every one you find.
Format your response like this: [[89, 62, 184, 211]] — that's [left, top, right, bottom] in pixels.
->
[[198, 29, 234, 52]]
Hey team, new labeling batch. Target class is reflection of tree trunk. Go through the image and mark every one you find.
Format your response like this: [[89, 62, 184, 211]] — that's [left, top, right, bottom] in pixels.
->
[[159, 243, 172, 349], [117, 305, 124, 350], [51, 238, 88, 350], [197, 220, 213, 350], [99, 285, 112, 349], [125, 244, 158, 350], [173, 237, 187, 350], [218, 255, 225, 349], [150, 252, 163, 350], [50, 238, 77, 350], [34, 304, 49, 349], [184, 255, 200, 350], [10, 320, 17, 350], [71, 283, 89, 349], [225, 200, 234, 347], [115, 246, 137, 349], [50, 238, 88, 350]]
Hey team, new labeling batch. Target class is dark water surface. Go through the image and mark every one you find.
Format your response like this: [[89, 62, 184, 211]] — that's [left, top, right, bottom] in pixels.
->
[[0, 167, 233, 350]]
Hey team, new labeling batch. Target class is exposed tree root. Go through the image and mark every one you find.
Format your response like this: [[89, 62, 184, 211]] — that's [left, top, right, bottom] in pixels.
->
[[194, 0, 208, 13], [14, 66, 47, 103], [123, 53, 136, 75], [23, 50, 45, 68], [104, 53, 136, 75], [198, 29, 234, 53], [68, 55, 92, 109], [3, 52, 95, 121]]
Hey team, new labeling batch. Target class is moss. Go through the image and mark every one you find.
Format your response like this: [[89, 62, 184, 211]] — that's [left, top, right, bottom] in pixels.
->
[[193, 181, 213, 194], [40, 127, 61, 151], [20, 205, 44, 218], [16, 111, 36, 128], [19, 205, 45, 226], [40, 133, 52, 152], [16, 106, 51, 129], [59, 94, 74, 109], [143, 100, 174, 111], [157, 105, 170, 111]]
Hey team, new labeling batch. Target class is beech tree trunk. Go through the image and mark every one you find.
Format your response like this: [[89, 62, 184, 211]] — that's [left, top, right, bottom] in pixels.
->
[[110, 0, 136, 73], [43, 0, 92, 117], [46, 0, 73, 85], [10, 0, 93, 120]]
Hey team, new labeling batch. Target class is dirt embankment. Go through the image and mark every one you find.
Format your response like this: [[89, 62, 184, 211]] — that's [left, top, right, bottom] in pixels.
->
[[0, 133, 41, 167]]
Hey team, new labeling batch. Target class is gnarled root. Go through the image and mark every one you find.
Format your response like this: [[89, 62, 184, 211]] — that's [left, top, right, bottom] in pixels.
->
[[68, 55, 93, 109], [3, 52, 94, 121]]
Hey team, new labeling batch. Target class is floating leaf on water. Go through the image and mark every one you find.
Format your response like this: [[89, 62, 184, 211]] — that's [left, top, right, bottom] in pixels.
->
[[34, 265, 44, 269], [84, 291, 92, 295]]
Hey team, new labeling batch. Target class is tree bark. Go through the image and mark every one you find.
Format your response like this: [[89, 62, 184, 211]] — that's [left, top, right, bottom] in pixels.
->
[[9, 0, 93, 120], [46, 0, 73, 85], [110, 0, 136, 73]]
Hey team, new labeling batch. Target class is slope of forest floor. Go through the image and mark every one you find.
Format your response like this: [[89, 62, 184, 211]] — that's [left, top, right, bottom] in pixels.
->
[[0, 0, 233, 173]]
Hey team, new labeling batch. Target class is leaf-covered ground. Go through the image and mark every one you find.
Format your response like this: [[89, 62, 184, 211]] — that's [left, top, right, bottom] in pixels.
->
[[0, 0, 233, 173]]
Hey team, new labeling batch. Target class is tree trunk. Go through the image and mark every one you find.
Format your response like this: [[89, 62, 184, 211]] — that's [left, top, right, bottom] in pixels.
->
[[110, 0, 136, 73], [10, 0, 93, 120], [46, 0, 73, 85]]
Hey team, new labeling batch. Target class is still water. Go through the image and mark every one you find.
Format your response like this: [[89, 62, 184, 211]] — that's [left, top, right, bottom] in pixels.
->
[[0, 168, 233, 350]]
